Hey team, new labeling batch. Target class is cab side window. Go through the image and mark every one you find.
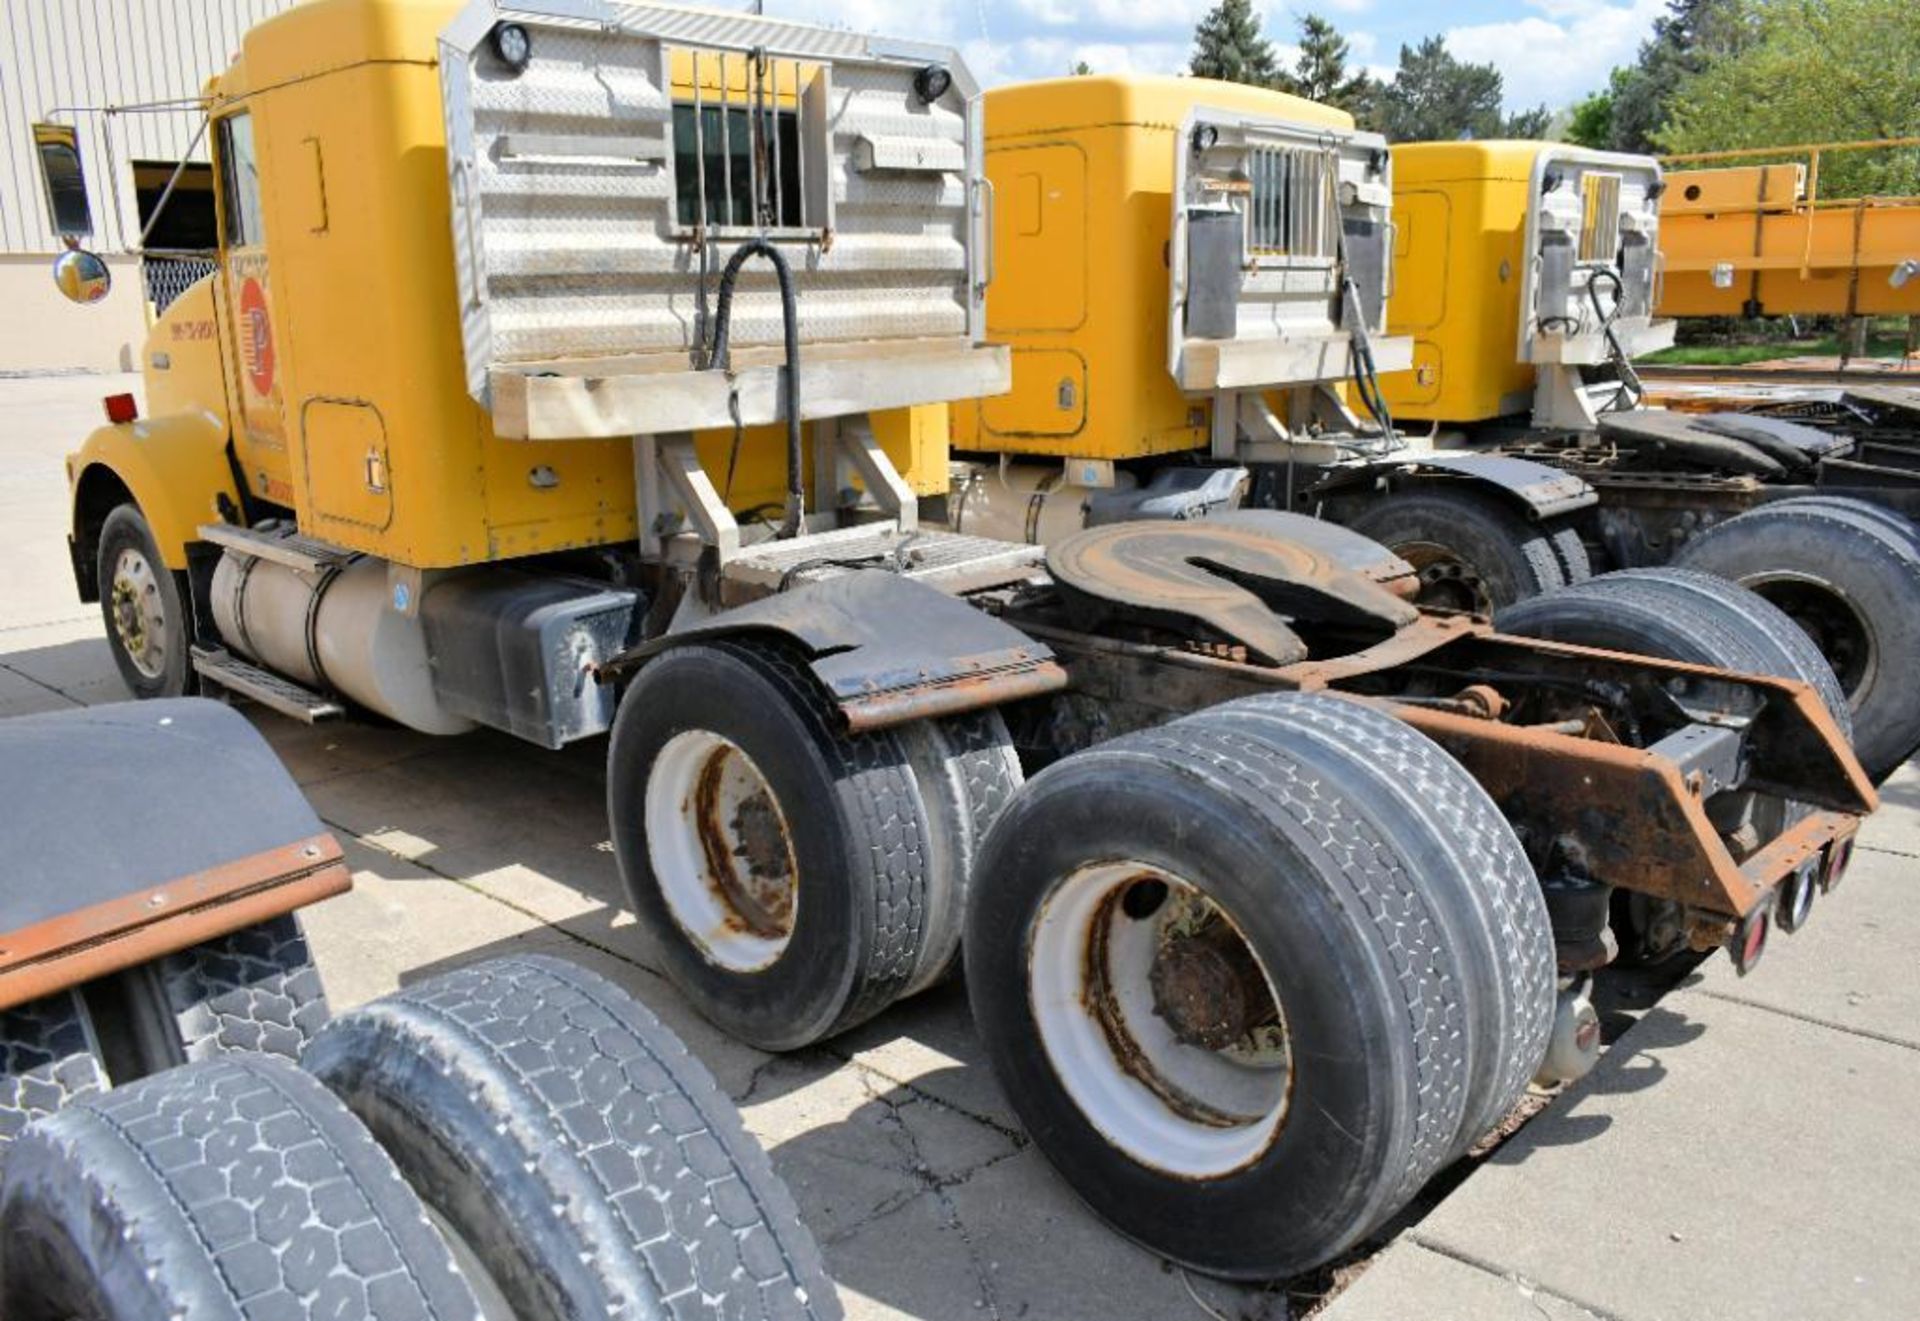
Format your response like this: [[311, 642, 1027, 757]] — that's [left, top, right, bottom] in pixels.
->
[[218, 112, 266, 248]]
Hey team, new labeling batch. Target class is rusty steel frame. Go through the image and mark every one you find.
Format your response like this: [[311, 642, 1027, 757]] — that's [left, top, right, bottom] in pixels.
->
[[0, 833, 350, 1013], [1009, 610, 1873, 923]]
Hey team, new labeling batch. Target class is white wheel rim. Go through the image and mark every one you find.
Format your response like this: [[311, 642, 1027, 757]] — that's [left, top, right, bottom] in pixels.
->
[[1027, 862, 1292, 1178], [109, 545, 168, 680], [645, 729, 799, 972]]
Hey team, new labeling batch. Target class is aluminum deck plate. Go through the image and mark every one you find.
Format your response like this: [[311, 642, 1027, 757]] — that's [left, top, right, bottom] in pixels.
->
[[725, 526, 1044, 594]]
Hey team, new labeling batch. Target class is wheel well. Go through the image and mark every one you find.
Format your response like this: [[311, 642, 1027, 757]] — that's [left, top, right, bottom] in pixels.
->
[[71, 465, 136, 603]]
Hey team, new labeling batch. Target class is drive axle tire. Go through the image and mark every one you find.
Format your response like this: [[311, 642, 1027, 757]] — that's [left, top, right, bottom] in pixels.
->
[[899, 709, 1023, 993], [0, 1055, 481, 1321], [1671, 497, 1920, 780], [0, 991, 107, 1146], [1499, 568, 1848, 964], [1187, 695, 1555, 1156], [608, 640, 932, 1050], [305, 954, 839, 1321], [96, 503, 192, 700], [965, 693, 1537, 1279], [1502, 567, 1851, 741], [1346, 486, 1569, 612]]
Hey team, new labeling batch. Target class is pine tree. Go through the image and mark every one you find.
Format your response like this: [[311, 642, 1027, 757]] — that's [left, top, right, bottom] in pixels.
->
[[1287, 14, 1373, 114], [1189, 0, 1281, 88], [1375, 37, 1504, 142], [1607, 0, 1750, 152]]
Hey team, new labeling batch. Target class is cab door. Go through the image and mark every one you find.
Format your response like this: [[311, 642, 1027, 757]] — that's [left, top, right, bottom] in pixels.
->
[[214, 110, 294, 507]]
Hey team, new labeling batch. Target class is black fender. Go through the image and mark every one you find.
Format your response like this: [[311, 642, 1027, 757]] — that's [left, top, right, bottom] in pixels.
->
[[0, 698, 348, 1007], [1363, 454, 1598, 521], [602, 570, 1066, 732]]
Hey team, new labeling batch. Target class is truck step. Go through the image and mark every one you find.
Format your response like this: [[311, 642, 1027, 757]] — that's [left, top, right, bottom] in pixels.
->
[[196, 523, 356, 574], [191, 647, 344, 723]]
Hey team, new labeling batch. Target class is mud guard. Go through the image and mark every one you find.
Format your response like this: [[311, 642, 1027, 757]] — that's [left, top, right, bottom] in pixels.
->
[[1378, 454, 1597, 521], [603, 571, 1067, 732], [0, 699, 349, 1011]]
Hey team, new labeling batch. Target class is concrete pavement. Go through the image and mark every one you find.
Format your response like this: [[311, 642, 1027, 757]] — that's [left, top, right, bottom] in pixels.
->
[[5, 373, 1918, 1320]]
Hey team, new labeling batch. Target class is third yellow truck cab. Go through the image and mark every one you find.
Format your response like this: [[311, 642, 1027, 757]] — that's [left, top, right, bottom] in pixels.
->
[[1381, 140, 1673, 431]]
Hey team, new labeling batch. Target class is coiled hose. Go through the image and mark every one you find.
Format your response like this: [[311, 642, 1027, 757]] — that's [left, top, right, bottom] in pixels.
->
[[708, 238, 804, 539]]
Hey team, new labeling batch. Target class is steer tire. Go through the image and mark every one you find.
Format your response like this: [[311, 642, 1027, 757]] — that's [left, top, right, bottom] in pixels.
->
[[0, 991, 107, 1147], [899, 708, 1023, 993], [304, 953, 839, 1321], [96, 504, 193, 700], [1347, 486, 1565, 612], [965, 694, 1503, 1279], [1670, 497, 1920, 780], [1187, 694, 1555, 1157], [0, 1055, 481, 1321], [608, 640, 933, 1050]]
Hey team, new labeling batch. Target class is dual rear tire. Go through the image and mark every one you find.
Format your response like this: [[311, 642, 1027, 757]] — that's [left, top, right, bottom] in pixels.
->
[[963, 692, 1555, 1279], [607, 640, 1019, 1051]]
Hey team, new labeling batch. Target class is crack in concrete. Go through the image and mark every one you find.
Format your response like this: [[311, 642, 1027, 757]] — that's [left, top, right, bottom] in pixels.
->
[[0, 659, 81, 705], [1403, 1237, 1627, 1321], [857, 1069, 1009, 1321], [1685, 988, 1920, 1053]]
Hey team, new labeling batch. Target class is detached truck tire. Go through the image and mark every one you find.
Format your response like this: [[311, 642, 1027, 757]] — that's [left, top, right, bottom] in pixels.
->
[[0, 1055, 481, 1321], [304, 953, 840, 1321]]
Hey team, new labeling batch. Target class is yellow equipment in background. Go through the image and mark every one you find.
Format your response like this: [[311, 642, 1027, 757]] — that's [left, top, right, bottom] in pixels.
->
[[1656, 139, 1920, 320]]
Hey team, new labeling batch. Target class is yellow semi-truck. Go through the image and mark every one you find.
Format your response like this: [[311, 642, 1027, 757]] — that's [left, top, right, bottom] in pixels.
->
[[38, 0, 1878, 1284]]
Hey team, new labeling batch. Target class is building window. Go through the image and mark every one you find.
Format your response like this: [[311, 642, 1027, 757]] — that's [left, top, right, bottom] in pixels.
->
[[32, 124, 93, 238], [668, 51, 825, 235], [218, 112, 266, 249]]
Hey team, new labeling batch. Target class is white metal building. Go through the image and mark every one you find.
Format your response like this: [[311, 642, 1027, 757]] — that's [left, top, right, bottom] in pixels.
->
[[0, 0, 300, 372]]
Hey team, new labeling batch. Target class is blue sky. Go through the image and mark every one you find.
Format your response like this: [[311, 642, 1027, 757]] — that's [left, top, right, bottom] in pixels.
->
[[764, 0, 1670, 113]]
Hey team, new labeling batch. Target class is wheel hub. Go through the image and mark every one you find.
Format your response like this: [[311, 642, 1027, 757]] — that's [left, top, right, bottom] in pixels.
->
[[109, 547, 167, 679], [1399, 541, 1489, 614], [1149, 923, 1277, 1051], [645, 728, 800, 972]]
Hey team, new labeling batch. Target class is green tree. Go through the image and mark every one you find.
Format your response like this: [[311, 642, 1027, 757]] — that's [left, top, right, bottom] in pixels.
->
[[1502, 105, 1552, 139], [1659, 0, 1920, 196], [1607, 0, 1752, 152], [1189, 0, 1281, 87], [1374, 37, 1505, 141], [1286, 13, 1375, 114], [1070, 60, 1093, 76], [1564, 67, 1634, 149]]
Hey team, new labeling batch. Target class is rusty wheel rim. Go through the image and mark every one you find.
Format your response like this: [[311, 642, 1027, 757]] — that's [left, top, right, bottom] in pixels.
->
[[1027, 862, 1292, 1177], [109, 545, 169, 680], [646, 729, 800, 972], [1396, 540, 1492, 615]]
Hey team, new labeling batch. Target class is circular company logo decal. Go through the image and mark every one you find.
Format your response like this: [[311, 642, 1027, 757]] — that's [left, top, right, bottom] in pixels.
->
[[239, 276, 275, 397]]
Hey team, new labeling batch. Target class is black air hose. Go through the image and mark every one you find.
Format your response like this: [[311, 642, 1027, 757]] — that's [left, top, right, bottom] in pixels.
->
[[708, 238, 804, 539]]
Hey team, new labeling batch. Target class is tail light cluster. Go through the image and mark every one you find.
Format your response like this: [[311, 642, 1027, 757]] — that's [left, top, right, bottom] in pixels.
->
[[1730, 831, 1857, 976]]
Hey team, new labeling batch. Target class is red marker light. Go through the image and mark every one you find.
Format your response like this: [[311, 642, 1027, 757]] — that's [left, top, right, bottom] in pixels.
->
[[104, 393, 139, 424]]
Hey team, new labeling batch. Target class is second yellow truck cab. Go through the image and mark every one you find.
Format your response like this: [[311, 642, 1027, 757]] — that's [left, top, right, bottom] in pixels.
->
[[948, 74, 1428, 541]]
